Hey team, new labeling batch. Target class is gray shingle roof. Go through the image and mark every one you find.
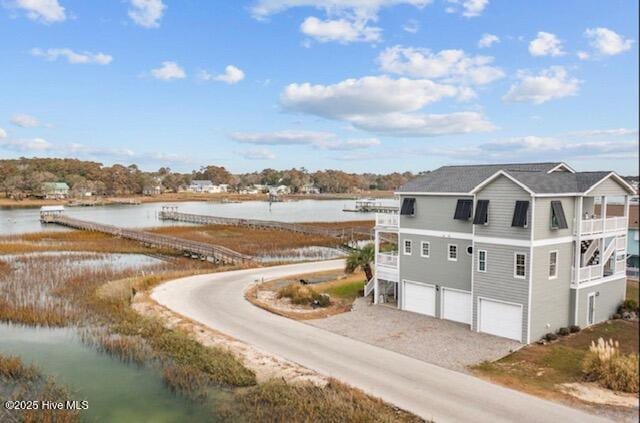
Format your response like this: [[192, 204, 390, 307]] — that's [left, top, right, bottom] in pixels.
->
[[398, 163, 624, 195]]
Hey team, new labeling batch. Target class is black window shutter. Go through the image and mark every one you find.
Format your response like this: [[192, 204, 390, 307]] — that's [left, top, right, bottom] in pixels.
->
[[473, 200, 489, 224], [400, 198, 416, 216], [551, 201, 568, 229], [511, 201, 530, 227], [453, 199, 473, 220]]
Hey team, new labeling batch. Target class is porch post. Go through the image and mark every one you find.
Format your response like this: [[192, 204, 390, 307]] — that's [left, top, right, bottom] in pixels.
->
[[373, 229, 379, 304]]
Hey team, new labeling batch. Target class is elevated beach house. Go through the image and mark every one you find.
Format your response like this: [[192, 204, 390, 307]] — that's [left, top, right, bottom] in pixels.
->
[[372, 162, 635, 343]]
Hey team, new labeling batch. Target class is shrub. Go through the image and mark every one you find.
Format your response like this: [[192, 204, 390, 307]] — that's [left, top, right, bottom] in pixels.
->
[[316, 293, 331, 307], [569, 325, 580, 333], [620, 299, 639, 313], [582, 338, 639, 393], [544, 333, 558, 341], [277, 284, 317, 305], [612, 313, 622, 320], [557, 327, 570, 336]]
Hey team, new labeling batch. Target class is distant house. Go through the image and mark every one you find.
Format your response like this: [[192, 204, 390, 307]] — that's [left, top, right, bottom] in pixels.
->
[[41, 182, 70, 199], [187, 180, 229, 193], [239, 187, 259, 194], [272, 185, 291, 195], [301, 183, 320, 194]]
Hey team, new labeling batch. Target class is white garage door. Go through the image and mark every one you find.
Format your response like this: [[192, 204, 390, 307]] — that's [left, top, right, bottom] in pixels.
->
[[479, 298, 522, 341], [403, 281, 435, 316], [442, 289, 471, 325]]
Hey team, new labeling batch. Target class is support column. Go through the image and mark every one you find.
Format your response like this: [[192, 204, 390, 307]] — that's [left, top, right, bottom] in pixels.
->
[[373, 229, 379, 304], [573, 197, 583, 326]]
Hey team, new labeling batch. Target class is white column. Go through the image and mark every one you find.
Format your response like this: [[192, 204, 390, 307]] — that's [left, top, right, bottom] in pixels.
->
[[573, 197, 583, 326], [373, 229, 379, 304]]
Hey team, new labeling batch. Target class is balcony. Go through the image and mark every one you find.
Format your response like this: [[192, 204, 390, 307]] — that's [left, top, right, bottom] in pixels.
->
[[574, 262, 627, 284], [376, 252, 399, 282], [580, 216, 626, 236], [375, 213, 399, 230]]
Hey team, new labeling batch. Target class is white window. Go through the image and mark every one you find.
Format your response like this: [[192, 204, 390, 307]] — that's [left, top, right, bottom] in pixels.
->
[[421, 241, 430, 258], [514, 253, 526, 279], [549, 251, 558, 279], [478, 250, 487, 272], [403, 239, 412, 255], [448, 244, 458, 261]]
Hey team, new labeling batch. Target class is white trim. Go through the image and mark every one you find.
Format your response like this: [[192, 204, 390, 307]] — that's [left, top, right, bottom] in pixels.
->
[[586, 292, 596, 327], [571, 273, 626, 289], [447, 243, 458, 261], [477, 296, 524, 343], [546, 162, 576, 174], [470, 194, 476, 331], [394, 191, 472, 196], [420, 241, 430, 258], [403, 239, 412, 255], [527, 195, 535, 344], [533, 236, 574, 246], [475, 236, 530, 247], [514, 252, 527, 279], [583, 172, 636, 195], [534, 193, 583, 197], [399, 228, 473, 240], [477, 249, 487, 272], [548, 250, 559, 279], [470, 170, 535, 195]]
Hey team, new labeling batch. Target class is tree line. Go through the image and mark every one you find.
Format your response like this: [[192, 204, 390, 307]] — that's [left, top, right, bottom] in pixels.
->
[[0, 158, 418, 198]]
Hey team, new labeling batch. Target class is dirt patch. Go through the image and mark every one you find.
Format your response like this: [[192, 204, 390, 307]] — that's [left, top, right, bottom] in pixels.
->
[[559, 383, 639, 408], [132, 292, 328, 387]]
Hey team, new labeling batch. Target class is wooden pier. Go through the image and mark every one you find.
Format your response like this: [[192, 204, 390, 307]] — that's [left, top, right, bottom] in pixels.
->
[[158, 207, 371, 242], [40, 212, 253, 265], [343, 198, 398, 214]]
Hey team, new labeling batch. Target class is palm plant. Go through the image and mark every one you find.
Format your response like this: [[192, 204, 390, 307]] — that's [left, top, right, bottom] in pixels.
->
[[345, 244, 374, 281]]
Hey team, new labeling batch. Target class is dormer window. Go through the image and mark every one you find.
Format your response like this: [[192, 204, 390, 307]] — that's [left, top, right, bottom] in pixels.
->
[[473, 200, 489, 225], [400, 197, 416, 216], [550, 201, 568, 229], [453, 199, 473, 220], [512, 201, 530, 228]]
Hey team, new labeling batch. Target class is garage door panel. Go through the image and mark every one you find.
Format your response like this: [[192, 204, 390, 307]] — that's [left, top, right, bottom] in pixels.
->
[[403, 281, 435, 317], [479, 298, 522, 342], [442, 289, 471, 325]]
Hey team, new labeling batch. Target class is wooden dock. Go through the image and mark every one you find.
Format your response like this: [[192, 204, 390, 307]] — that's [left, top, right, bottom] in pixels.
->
[[343, 198, 398, 214], [157, 208, 371, 242], [40, 213, 253, 265]]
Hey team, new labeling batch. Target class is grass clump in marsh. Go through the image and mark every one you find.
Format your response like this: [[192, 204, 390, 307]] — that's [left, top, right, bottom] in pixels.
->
[[0, 353, 80, 423], [582, 338, 639, 393], [277, 284, 330, 307], [220, 379, 425, 423]]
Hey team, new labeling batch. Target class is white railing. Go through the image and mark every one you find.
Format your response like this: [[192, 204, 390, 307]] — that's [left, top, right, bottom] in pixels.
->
[[581, 216, 627, 236], [616, 235, 626, 250], [616, 260, 626, 274], [364, 278, 375, 296], [578, 264, 603, 282], [376, 213, 399, 228], [377, 252, 398, 268]]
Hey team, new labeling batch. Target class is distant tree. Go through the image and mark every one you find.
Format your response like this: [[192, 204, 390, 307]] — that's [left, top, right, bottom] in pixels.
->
[[194, 165, 233, 184]]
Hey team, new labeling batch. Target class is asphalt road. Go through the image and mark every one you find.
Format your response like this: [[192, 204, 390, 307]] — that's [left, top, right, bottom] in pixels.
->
[[151, 260, 610, 423]]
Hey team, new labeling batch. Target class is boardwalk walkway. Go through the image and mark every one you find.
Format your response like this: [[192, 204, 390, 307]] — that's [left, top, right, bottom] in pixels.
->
[[158, 209, 371, 241], [40, 214, 254, 264]]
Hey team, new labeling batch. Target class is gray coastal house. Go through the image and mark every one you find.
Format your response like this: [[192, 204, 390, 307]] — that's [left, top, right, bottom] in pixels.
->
[[371, 162, 634, 343]]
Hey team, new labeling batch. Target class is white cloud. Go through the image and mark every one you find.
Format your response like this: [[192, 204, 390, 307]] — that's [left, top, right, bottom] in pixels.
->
[[577, 51, 590, 60], [503, 66, 580, 104], [378, 46, 504, 85], [30, 48, 113, 65], [239, 148, 276, 160], [0, 128, 6, 138], [10, 113, 40, 128], [282, 75, 459, 119], [230, 130, 381, 150], [300, 16, 381, 43], [565, 128, 638, 138], [128, 0, 166, 28], [478, 33, 499, 48], [528, 31, 564, 57], [150, 61, 186, 80], [206, 65, 244, 84], [8, 0, 66, 23], [0, 137, 53, 151], [250, 0, 429, 20], [585, 27, 633, 56], [403, 19, 419, 34], [446, 0, 488, 17], [348, 111, 496, 136]]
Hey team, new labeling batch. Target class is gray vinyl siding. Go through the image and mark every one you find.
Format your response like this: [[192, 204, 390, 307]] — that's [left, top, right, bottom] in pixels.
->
[[399, 195, 473, 233], [587, 177, 630, 197], [529, 243, 573, 341], [472, 243, 529, 342], [398, 233, 471, 317], [474, 176, 532, 240], [576, 277, 626, 327], [533, 197, 576, 240]]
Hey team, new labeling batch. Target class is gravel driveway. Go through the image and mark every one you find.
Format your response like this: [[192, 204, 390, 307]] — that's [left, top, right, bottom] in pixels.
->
[[308, 297, 521, 372]]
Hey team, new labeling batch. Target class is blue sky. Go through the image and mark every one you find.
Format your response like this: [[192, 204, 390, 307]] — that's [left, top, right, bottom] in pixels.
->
[[0, 0, 638, 174]]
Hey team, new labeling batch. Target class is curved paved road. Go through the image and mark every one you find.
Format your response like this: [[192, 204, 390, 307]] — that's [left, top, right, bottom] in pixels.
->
[[151, 260, 610, 423]]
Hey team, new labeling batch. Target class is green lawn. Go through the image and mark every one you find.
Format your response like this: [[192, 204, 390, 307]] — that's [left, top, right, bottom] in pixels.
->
[[315, 275, 365, 301]]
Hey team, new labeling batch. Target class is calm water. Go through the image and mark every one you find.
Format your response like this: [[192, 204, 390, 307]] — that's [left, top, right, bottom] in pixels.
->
[[0, 323, 213, 422], [0, 199, 393, 235]]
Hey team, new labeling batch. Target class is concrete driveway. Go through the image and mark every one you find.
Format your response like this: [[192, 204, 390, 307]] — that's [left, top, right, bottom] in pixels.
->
[[309, 297, 521, 372], [151, 260, 610, 423]]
